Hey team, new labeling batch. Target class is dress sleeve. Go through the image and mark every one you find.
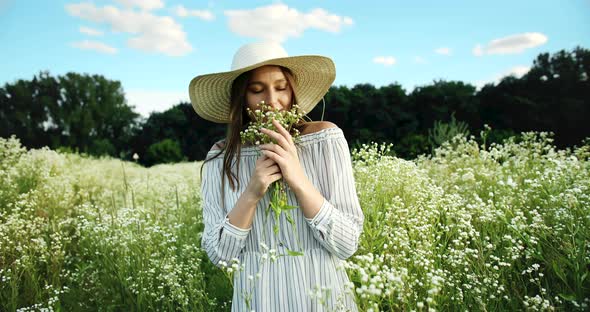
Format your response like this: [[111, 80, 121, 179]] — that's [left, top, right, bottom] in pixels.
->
[[200, 158, 251, 268], [304, 131, 364, 260]]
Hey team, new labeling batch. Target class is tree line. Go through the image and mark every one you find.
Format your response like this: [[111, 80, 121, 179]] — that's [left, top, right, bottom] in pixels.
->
[[1, 47, 588, 165]]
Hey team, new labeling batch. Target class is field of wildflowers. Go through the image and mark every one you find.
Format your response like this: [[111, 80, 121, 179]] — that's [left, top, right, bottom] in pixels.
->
[[1, 128, 589, 311]]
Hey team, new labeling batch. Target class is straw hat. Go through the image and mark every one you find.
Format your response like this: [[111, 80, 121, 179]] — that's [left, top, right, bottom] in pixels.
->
[[188, 41, 336, 123]]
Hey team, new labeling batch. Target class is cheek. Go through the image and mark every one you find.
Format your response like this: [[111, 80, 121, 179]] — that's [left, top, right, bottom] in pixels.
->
[[246, 94, 262, 110], [280, 92, 293, 106]]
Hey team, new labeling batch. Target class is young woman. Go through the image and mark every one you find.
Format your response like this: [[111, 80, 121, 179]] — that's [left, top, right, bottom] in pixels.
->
[[189, 41, 364, 311]]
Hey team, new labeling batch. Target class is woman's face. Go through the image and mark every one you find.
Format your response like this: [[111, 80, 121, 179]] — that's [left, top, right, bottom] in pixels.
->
[[245, 65, 293, 112]]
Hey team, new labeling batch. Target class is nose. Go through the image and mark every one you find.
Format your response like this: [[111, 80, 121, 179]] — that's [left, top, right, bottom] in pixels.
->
[[266, 89, 282, 110]]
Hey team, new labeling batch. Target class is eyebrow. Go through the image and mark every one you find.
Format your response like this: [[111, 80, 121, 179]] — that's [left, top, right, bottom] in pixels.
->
[[248, 79, 288, 86]]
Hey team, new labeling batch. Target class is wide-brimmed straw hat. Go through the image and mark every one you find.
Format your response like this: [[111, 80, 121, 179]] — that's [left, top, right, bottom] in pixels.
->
[[189, 41, 336, 123]]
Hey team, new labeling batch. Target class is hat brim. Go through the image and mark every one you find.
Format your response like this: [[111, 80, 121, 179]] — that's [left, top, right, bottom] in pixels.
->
[[189, 55, 335, 123]]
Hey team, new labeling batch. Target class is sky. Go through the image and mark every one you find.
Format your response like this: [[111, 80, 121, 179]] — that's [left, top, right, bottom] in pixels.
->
[[1, 0, 589, 117]]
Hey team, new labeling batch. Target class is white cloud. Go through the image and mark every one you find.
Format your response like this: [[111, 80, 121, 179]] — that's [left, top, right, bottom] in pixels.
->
[[435, 47, 452, 55], [66, 2, 192, 56], [79, 26, 103, 36], [113, 0, 164, 11], [414, 56, 427, 64], [373, 56, 396, 66], [472, 44, 483, 56], [224, 4, 353, 42], [174, 5, 215, 21], [473, 32, 548, 56], [475, 65, 530, 89], [125, 89, 189, 117], [71, 40, 117, 54]]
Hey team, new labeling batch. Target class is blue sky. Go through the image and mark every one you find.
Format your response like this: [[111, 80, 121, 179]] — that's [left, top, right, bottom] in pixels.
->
[[1, 0, 589, 117]]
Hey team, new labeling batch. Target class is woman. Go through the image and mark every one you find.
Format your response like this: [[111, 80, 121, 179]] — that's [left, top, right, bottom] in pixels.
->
[[189, 41, 364, 311]]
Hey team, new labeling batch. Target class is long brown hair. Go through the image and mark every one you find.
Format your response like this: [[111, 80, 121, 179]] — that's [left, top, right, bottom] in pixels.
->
[[200, 66, 301, 203]]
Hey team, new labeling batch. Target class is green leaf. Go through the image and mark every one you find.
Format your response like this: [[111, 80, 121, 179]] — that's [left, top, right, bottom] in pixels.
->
[[552, 260, 569, 284], [285, 213, 294, 225], [286, 249, 304, 256], [558, 293, 576, 301]]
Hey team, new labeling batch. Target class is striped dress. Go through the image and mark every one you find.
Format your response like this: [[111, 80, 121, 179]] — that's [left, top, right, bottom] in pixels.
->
[[201, 127, 364, 311]]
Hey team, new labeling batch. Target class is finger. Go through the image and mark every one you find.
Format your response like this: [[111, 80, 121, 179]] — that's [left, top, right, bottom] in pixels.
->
[[259, 143, 287, 158], [266, 164, 281, 174], [256, 154, 269, 165], [260, 155, 278, 167], [256, 159, 278, 172], [267, 172, 283, 184], [260, 166, 281, 178], [260, 128, 290, 151], [272, 119, 294, 145], [261, 149, 285, 167], [258, 153, 279, 164]]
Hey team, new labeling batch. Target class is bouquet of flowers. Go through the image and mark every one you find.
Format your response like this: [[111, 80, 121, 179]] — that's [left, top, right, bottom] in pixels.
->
[[240, 101, 305, 256]]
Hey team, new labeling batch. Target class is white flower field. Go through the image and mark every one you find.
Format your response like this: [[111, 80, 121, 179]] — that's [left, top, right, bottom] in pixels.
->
[[1, 129, 588, 311]]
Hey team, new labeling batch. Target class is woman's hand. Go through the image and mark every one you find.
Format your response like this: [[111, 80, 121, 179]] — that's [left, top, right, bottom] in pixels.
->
[[246, 155, 283, 200], [258, 119, 308, 190]]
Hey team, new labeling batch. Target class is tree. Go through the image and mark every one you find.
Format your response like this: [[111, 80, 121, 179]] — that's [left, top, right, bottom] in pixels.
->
[[478, 46, 590, 148], [58, 73, 140, 156], [144, 139, 185, 166], [3, 47, 588, 162], [0, 71, 140, 157], [409, 80, 479, 131], [132, 102, 226, 164], [0, 72, 60, 149]]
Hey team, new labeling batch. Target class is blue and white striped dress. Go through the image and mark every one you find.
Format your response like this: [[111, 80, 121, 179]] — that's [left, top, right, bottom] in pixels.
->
[[201, 127, 364, 311]]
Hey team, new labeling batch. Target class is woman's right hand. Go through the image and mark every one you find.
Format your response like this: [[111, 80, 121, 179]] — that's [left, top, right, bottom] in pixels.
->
[[246, 155, 283, 200]]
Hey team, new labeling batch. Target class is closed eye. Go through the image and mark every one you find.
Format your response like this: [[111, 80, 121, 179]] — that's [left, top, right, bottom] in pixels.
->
[[276, 84, 289, 91]]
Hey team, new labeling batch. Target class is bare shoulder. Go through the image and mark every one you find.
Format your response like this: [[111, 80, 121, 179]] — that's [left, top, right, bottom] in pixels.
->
[[299, 121, 339, 135], [209, 140, 225, 151]]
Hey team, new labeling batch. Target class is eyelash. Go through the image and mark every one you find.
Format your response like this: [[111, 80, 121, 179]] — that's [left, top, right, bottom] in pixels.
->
[[250, 87, 287, 94]]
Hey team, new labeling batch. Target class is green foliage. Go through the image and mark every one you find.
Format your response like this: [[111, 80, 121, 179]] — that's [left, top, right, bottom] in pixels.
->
[[2, 47, 589, 162], [132, 103, 226, 165], [395, 133, 430, 158], [573, 138, 590, 162], [89, 138, 116, 156], [427, 112, 471, 150], [479, 46, 590, 148], [3, 130, 589, 310], [0, 137, 225, 311], [481, 127, 520, 146], [306, 47, 589, 158], [350, 131, 590, 311], [0, 71, 140, 158], [409, 80, 478, 132], [145, 139, 186, 166]]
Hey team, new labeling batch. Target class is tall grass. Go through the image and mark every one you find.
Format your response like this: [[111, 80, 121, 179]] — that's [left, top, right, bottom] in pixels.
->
[[0, 136, 229, 311], [1, 128, 589, 311], [349, 130, 589, 311]]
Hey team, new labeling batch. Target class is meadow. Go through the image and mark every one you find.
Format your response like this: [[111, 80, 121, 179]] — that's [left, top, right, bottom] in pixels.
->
[[1, 128, 589, 311]]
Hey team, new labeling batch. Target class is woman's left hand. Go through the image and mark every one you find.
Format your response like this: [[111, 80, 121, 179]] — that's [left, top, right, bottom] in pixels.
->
[[258, 119, 307, 189]]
